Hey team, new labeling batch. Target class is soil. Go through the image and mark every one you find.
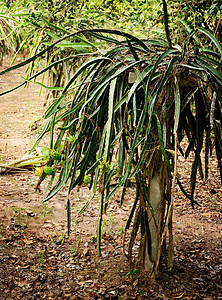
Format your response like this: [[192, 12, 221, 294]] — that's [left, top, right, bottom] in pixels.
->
[[0, 59, 221, 300]]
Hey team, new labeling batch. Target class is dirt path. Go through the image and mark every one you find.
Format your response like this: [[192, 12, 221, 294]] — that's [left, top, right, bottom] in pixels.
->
[[0, 59, 221, 299], [0, 60, 45, 161]]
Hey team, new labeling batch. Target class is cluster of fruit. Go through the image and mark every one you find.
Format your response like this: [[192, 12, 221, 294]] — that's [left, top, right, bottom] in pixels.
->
[[35, 148, 62, 177]]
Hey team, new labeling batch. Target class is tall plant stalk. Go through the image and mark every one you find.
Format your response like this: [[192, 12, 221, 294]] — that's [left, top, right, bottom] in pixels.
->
[[162, 0, 172, 49]]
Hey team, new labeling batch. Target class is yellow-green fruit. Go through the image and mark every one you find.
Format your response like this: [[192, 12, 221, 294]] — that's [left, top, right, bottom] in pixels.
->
[[35, 167, 43, 176], [43, 166, 55, 175], [51, 150, 61, 161]]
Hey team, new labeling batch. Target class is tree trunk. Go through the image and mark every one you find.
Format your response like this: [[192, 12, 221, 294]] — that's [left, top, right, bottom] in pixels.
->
[[137, 151, 173, 273], [144, 166, 163, 270]]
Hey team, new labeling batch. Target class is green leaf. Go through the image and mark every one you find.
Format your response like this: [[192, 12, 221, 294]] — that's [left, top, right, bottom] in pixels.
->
[[197, 27, 222, 58], [176, 178, 200, 208], [104, 78, 117, 160], [0, 53, 90, 96], [195, 57, 222, 85], [44, 151, 72, 202], [156, 114, 172, 172], [20, 77, 64, 91], [29, 119, 51, 153], [173, 77, 181, 133], [127, 39, 140, 61], [125, 191, 139, 230], [58, 118, 78, 130]]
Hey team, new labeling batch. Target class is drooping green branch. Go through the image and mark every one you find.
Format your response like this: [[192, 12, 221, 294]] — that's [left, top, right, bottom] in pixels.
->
[[162, 0, 172, 49]]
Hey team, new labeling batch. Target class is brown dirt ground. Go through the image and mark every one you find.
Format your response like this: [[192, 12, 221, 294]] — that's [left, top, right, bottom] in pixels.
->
[[0, 59, 221, 300]]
